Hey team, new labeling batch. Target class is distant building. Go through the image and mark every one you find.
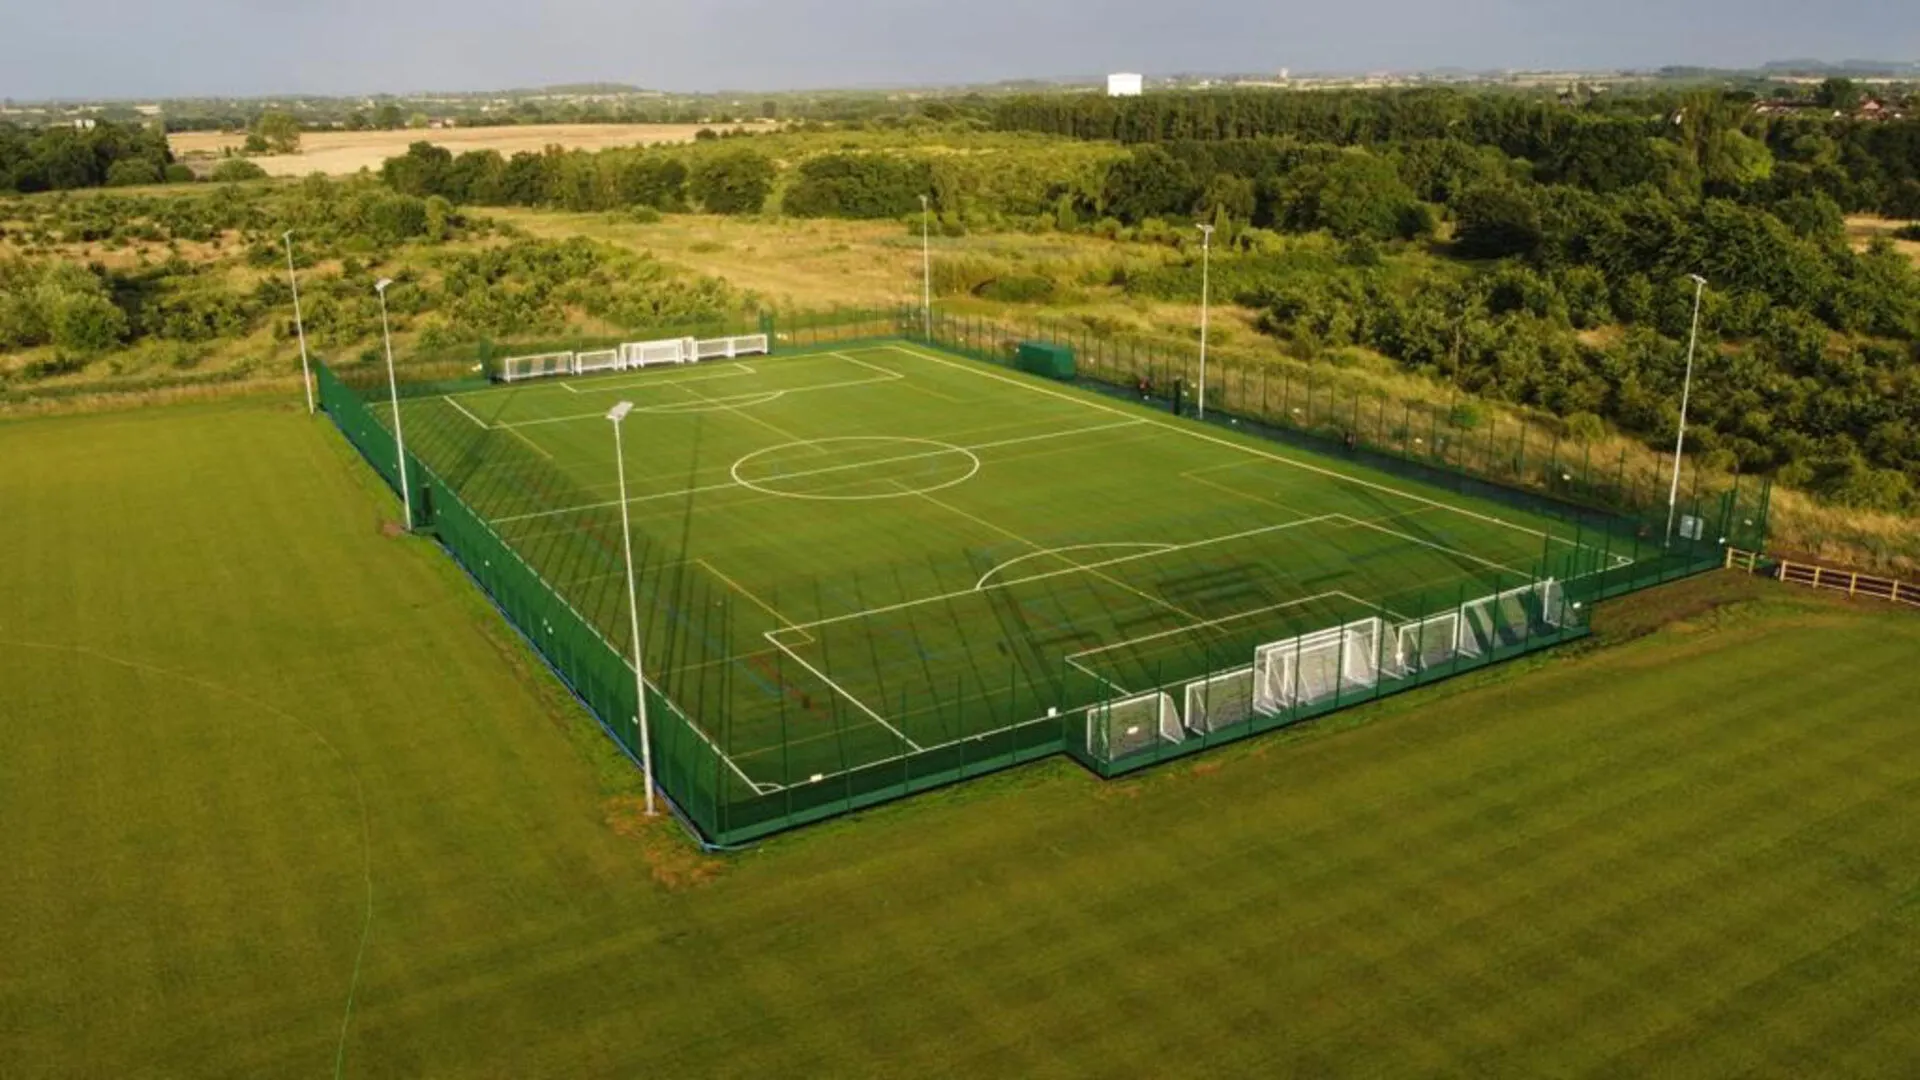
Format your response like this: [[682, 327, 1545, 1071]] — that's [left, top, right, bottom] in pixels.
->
[[1107, 73, 1143, 97]]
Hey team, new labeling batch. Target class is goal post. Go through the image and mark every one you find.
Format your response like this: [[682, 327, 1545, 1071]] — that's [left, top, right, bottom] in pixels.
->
[[499, 351, 575, 383], [1183, 666, 1254, 735], [621, 339, 692, 368], [574, 348, 621, 375], [1086, 690, 1180, 762]]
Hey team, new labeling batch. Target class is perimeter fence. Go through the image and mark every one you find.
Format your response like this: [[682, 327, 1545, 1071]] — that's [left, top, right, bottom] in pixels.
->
[[314, 306, 1769, 845]]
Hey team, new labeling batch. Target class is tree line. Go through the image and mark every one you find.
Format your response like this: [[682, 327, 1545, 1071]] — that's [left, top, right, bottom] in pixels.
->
[[0, 120, 186, 193], [991, 88, 1920, 218]]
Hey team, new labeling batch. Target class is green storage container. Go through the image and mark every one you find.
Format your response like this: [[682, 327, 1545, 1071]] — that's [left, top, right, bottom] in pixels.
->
[[1015, 341, 1076, 380]]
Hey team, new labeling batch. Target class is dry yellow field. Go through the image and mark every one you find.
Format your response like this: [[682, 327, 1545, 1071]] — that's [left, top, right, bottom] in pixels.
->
[[168, 122, 775, 176], [1846, 214, 1920, 267]]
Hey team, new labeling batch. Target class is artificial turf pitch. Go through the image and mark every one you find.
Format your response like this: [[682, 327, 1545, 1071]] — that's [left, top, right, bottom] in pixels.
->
[[396, 340, 1615, 792], [3, 400, 1917, 1077]]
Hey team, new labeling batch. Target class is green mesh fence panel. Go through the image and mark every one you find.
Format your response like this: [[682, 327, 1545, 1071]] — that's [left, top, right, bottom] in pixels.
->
[[310, 306, 1764, 845]]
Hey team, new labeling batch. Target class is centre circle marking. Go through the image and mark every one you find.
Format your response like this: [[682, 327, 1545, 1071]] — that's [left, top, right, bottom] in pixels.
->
[[730, 436, 982, 501]]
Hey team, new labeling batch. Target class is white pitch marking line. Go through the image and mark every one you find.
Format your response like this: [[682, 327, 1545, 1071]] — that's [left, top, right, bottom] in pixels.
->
[[895, 343, 1574, 548], [695, 558, 810, 642], [506, 424, 553, 460], [776, 514, 1342, 637], [495, 370, 902, 428], [973, 543, 1178, 591], [762, 632, 923, 752], [1063, 590, 1347, 664], [444, 394, 490, 429], [1333, 513, 1529, 576], [487, 418, 1146, 525]]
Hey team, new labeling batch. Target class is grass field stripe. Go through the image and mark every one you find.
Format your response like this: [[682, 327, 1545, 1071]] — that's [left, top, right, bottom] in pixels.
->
[[897, 344, 1569, 547], [763, 632, 922, 752], [486, 417, 1147, 525], [443, 394, 491, 430], [1334, 513, 1530, 576], [3, 638, 378, 1080], [777, 514, 1341, 636]]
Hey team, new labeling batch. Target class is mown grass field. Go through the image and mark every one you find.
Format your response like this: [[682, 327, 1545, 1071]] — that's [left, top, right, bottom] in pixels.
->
[[2, 399, 1916, 1078]]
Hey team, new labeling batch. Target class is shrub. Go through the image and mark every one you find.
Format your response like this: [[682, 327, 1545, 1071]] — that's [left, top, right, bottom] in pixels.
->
[[690, 150, 775, 215], [210, 159, 269, 183], [105, 159, 162, 187], [977, 274, 1056, 303]]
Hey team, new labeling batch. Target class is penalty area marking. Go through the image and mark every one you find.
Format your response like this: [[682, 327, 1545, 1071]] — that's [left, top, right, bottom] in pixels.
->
[[560, 362, 760, 394], [973, 542, 1178, 591]]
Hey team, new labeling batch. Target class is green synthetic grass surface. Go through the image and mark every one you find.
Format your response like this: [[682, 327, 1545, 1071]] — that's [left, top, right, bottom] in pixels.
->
[[3, 399, 1917, 1077], [393, 342, 1622, 789]]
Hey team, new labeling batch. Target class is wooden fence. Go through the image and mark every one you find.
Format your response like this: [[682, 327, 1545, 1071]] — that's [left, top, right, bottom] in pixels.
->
[[1726, 549, 1920, 609]]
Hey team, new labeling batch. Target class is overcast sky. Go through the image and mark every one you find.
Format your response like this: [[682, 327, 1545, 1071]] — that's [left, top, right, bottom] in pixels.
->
[[3, 0, 1916, 100]]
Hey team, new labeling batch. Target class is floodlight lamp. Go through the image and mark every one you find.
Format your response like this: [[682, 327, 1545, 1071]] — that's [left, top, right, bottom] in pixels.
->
[[1688, 273, 1707, 286], [374, 277, 394, 293], [607, 401, 635, 423]]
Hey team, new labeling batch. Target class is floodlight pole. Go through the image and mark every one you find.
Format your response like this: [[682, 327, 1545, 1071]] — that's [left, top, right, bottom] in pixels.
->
[[1665, 274, 1708, 548], [609, 402, 656, 816], [374, 279, 412, 531], [919, 193, 932, 342], [1197, 223, 1215, 420], [283, 230, 313, 414]]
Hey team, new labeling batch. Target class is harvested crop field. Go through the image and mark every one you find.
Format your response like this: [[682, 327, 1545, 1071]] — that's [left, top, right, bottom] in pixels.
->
[[168, 122, 774, 176]]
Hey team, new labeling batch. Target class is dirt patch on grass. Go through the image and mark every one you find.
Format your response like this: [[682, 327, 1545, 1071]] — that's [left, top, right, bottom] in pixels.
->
[[603, 796, 727, 889]]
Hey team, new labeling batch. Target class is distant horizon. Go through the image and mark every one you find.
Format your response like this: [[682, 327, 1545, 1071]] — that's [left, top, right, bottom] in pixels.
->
[[5, 57, 1919, 107], [4, 0, 1917, 102]]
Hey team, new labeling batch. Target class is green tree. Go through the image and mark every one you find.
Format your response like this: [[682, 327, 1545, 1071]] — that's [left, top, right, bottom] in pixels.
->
[[256, 110, 301, 154], [1102, 146, 1197, 224], [105, 159, 162, 187], [373, 103, 404, 130], [1452, 184, 1543, 259], [690, 150, 775, 214], [1814, 77, 1863, 113], [1703, 129, 1772, 192]]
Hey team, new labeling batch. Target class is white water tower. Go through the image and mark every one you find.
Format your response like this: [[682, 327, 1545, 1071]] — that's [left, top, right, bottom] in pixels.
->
[[1107, 73, 1143, 97]]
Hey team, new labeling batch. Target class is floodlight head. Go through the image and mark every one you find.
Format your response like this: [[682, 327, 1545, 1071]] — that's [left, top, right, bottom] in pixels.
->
[[607, 401, 634, 423], [1198, 223, 1216, 235], [282, 229, 294, 241], [374, 277, 394, 293], [1688, 273, 1707, 287], [919, 193, 928, 207]]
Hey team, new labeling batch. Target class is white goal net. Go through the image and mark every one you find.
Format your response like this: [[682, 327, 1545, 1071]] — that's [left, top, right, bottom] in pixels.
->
[[574, 348, 621, 374], [1253, 618, 1383, 716], [622, 338, 692, 368], [500, 351, 574, 382], [1388, 611, 1461, 676], [1183, 666, 1255, 735], [1086, 690, 1180, 761]]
